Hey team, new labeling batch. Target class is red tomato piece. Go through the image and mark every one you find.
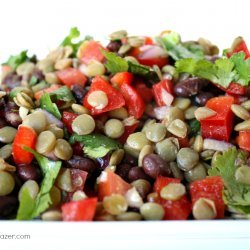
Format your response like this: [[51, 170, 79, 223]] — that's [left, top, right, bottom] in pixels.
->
[[213, 82, 248, 96], [62, 111, 78, 134], [200, 96, 234, 141], [120, 83, 145, 119], [110, 72, 133, 87], [77, 41, 106, 64], [57, 68, 87, 87], [144, 36, 154, 45], [13, 125, 37, 165], [118, 123, 139, 144], [62, 197, 97, 221], [190, 176, 225, 219], [34, 84, 61, 100], [134, 81, 153, 103], [153, 176, 191, 220], [129, 45, 168, 68], [237, 131, 250, 151], [84, 76, 125, 115], [227, 37, 250, 59], [153, 79, 174, 106], [98, 170, 131, 201]]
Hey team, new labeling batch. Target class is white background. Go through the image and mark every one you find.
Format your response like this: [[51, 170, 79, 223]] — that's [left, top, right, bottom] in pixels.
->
[[1, 0, 250, 249]]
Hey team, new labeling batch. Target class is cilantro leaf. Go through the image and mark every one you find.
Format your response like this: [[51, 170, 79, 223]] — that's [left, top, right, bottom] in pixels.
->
[[4, 50, 29, 70], [51, 86, 75, 103], [40, 92, 61, 119], [208, 147, 250, 214], [188, 119, 201, 137], [101, 50, 129, 73], [69, 133, 121, 158], [16, 147, 61, 220], [61, 27, 92, 56]]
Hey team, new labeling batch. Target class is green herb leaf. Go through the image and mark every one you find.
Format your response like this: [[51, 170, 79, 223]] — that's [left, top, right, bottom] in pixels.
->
[[61, 27, 92, 56], [4, 50, 29, 70], [208, 147, 250, 214], [188, 119, 201, 137], [101, 50, 129, 73], [40, 92, 61, 119], [51, 86, 75, 103], [29, 75, 39, 86], [69, 133, 121, 158], [16, 147, 61, 220]]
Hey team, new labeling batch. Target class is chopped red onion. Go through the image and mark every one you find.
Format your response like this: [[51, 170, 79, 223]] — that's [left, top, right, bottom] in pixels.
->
[[203, 138, 234, 152]]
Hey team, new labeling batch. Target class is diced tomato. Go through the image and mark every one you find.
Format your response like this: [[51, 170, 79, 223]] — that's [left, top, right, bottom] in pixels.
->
[[129, 45, 168, 68], [227, 37, 250, 59], [118, 122, 139, 144], [200, 96, 234, 141], [62, 111, 78, 133], [57, 68, 87, 87], [144, 36, 154, 45], [237, 131, 250, 151], [13, 125, 37, 165], [153, 176, 191, 220], [120, 83, 145, 119], [213, 82, 248, 96], [84, 76, 125, 115], [153, 79, 174, 106], [98, 170, 131, 201], [134, 81, 153, 103], [70, 169, 88, 191], [190, 176, 225, 219], [110, 72, 133, 87], [62, 197, 97, 221], [34, 84, 61, 100], [77, 40, 106, 64]]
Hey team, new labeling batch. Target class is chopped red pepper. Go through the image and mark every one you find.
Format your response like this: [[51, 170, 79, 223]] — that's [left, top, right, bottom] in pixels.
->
[[61, 197, 97, 221], [13, 125, 37, 165], [62, 111, 78, 134], [57, 68, 87, 87], [110, 72, 133, 87], [84, 76, 125, 115], [237, 131, 250, 151], [34, 84, 61, 100], [190, 176, 225, 219], [120, 83, 145, 119], [98, 170, 131, 201], [134, 81, 153, 103], [227, 37, 250, 59], [77, 40, 106, 64], [153, 79, 174, 106], [200, 96, 234, 141], [153, 176, 191, 220], [213, 82, 248, 96]]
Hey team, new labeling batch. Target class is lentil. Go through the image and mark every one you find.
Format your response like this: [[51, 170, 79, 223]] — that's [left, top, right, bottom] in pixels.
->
[[87, 90, 108, 110], [192, 198, 217, 220], [104, 119, 125, 138], [54, 139, 73, 161], [140, 202, 164, 220], [160, 183, 186, 201], [72, 114, 95, 135], [103, 194, 128, 215], [177, 148, 199, 171]]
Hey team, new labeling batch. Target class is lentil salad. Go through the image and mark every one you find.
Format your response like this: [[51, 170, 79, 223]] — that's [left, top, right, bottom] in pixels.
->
[[1, 28, 250, 221]]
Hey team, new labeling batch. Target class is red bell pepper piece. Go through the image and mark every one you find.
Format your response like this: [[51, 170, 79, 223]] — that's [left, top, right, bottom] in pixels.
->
[[153, 79, 174, 106], [227, 37, 250, 59], [84, 76, 125, 115], [134, 81, 153, 103], [62, 197, 97, 221], [118, 122, 139, 144], [153, 176, 191, 220], [34, 84, 61, 100], [129, 45, 168, 68], [237, 131, 250, 151], [213, 82, 248, 96], [62, 111, 78, 134], [57, 68, 87, 87], [13, 125, 37, 165], [98, 170, 131, 201], [77, 40, 106, 64], [190, 176, 225, 219], [110, 72, 133, 87], [200, 96, 234, 141], [144, 36, 154, 45], [119, 83, 145, 119]]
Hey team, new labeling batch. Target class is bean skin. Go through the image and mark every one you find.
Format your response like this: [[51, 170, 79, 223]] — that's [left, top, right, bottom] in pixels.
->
[[67, 155, 96, 174], [17, 164, 41, 181], [71, 84, 88, 104], [116, 163, 133, 182], [2, 73, 21, 89], [195, 92, 214, 106], [128, 167, 151, 182], [122, 154, 137, 166], [174, 77, 209, 97], [4, 102, 22, 127], [107, 41, 122, 53]]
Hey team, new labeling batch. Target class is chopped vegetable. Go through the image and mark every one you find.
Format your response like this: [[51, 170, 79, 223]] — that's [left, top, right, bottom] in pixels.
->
[[40, 92, 61, 119], [3, 50, 29, 70]]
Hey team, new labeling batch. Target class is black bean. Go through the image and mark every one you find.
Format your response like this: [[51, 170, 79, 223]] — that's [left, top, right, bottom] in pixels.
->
[[174, 77, 210, 97], [142, 154, 171, 179], [71, 84, 88, 103], [122, 154, 137, 166], [116, 163, 133, 182], [0, 118, 7, 129], [96, 154, 110, 170], [17, 164, 41, 181], [4, 102, 22, 127], [0, 196, 18, 217], [67, 155, 96, 174], [195, 92, 214, 106], [107, 40, 122, 53], [2, 73, 21, 89], [128, 167, 151, 182]]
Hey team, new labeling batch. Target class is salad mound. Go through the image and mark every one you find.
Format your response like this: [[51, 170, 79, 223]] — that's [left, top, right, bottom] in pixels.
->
[[1, 28, 250, 221]]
